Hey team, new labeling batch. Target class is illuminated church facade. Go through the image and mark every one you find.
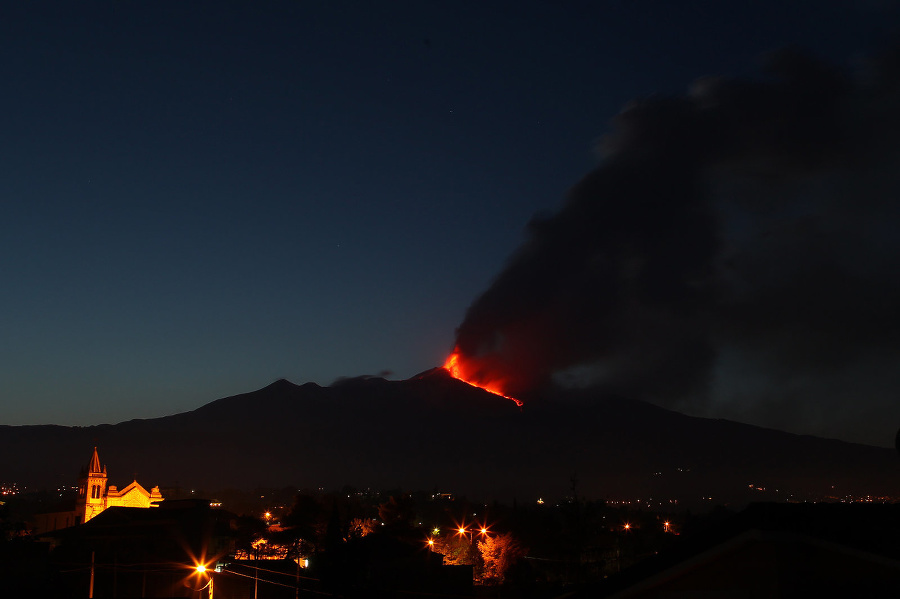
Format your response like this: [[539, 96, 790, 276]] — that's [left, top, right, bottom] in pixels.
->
[[34, 447, 163, 534], [78, 446, 164, 521]]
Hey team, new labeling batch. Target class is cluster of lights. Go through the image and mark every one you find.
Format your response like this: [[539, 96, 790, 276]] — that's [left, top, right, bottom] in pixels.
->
[[426, 521, 493, 551], [828, 494, 896, 503], [456, 525, 490, 536], [0, 482, 20, 496], [619, 521, 673, 533], [606, 498, 678, 506]]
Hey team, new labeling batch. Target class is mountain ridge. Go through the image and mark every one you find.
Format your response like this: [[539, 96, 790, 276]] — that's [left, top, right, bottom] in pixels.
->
[[1, 369, 897, 504]]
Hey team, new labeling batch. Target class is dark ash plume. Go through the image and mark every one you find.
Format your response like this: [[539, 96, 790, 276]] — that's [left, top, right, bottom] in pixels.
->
[[453, 47, 900, 439]]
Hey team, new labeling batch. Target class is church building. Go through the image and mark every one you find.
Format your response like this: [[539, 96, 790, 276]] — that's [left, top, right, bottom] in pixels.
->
[[34, 447, 163, 534]]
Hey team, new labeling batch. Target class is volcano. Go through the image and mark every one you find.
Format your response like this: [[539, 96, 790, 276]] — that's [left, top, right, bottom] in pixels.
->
[[1, 369, 898, 504], [443, 349, 524, 407]]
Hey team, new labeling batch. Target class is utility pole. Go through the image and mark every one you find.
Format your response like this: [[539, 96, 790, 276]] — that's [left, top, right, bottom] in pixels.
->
[[89, 550, 95, 598], [295, 548, 301, 599]]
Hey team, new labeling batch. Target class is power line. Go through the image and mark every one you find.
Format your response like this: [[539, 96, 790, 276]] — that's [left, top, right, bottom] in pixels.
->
[[220, 567, 335, 594], [226, 561, 320, 581]]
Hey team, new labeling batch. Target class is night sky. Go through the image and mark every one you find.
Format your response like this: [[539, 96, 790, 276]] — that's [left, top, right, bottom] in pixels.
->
[[2, 1, 898, 447]]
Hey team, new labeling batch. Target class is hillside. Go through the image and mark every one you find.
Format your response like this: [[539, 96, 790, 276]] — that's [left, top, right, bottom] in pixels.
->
[[1, 369, 898, 504]]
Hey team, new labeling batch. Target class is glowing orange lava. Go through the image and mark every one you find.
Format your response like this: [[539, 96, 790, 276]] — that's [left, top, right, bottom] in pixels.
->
[[443, 350, 524, 407]]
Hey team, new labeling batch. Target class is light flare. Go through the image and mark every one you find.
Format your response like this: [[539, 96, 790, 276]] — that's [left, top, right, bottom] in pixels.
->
[[443, 349, 524, 407]]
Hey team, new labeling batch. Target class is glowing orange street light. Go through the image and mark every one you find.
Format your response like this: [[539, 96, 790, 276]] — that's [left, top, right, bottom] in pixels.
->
[[194, 563, 214, 598], [623, 523, 631, 531], [663, 521, 671, 533], [427, 538, 435, 551], [456, 521, 491, 544], [456, 525, 476, 544]]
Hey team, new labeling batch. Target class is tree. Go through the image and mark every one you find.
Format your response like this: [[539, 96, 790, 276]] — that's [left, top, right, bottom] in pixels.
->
[[433, 534, 478, 566], [377, 494, 414, 529], [477, 532, 526, 584], [324, 501, 344, 550], [232, 514, 269, 559], [283, 494, 327, 549], [347, 517, 376, 539]]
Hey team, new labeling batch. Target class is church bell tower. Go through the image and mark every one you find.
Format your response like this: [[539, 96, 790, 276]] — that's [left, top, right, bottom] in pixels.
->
[[76, 447, 108, 524]]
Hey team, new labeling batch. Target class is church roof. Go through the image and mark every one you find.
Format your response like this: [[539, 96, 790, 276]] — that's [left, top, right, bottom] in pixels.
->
[[109, 479, 150, 498]]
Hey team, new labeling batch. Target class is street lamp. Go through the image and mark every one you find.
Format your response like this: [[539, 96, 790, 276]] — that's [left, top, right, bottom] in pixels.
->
[[195, 564, 214, 599], [456, 522, 491, 543], [455, 525, 474, 545]]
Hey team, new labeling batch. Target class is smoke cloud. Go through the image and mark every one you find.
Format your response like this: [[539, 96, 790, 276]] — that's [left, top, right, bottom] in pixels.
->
[[453, 47, 900, 442]]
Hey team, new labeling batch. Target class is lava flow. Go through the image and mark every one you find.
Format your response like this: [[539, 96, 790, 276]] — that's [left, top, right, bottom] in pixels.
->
[[443, 350, 524, 407]]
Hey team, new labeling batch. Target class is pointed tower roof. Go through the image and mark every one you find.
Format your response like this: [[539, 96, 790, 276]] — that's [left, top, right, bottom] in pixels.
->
[[88, 446, 103, 474]]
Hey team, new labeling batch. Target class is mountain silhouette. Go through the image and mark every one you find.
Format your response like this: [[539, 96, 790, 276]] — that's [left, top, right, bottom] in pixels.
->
[[2, 369, 898, 504]]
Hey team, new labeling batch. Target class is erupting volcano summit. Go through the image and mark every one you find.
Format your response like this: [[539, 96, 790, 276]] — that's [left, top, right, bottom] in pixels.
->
[[443, 348, 524, 407]]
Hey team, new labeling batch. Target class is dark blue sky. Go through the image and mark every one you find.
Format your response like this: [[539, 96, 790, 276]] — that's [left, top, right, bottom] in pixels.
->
[[1, 1, 897, 444]]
